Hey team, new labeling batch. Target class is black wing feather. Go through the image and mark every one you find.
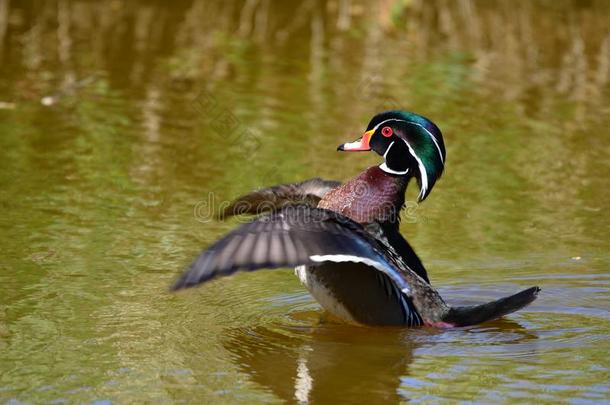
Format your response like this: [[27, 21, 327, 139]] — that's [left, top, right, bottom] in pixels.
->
[[172, 206, 411, 292]]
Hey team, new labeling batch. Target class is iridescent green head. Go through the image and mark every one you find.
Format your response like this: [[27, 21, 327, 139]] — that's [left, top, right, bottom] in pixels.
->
[[338, 110, 446, 201]]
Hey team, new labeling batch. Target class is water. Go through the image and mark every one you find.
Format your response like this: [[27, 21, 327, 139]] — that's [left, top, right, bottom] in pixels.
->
[[1, 0, 609, 403]]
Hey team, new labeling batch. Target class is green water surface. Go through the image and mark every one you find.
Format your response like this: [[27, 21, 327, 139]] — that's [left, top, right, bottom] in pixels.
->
[[1, 1, 609, 403]]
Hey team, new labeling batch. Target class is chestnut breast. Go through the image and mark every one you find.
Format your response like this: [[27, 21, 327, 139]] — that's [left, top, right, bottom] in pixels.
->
[[318, 166, 407, 224]]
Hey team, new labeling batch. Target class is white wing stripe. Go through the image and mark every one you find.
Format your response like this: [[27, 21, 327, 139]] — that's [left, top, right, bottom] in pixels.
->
[[309, 254, 410, 293]]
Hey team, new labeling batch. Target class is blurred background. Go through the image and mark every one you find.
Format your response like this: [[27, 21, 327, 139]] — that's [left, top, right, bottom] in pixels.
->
[[0, 0, 609, 403]]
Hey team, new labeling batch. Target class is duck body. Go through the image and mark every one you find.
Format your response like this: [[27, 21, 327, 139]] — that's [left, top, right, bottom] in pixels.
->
[[296, 262, 424, 326], [297, 166, 432, 326], [172, 111, 540, 327]]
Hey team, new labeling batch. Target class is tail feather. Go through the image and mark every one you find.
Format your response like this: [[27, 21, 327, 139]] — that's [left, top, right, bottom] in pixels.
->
[[443, 286, 540, 327]]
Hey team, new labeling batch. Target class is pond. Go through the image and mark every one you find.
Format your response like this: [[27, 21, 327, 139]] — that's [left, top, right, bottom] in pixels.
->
[[0, 0, 609, 403]]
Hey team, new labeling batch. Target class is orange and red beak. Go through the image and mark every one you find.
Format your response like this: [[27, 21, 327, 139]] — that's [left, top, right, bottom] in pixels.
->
[[337, 129, 374, 152]]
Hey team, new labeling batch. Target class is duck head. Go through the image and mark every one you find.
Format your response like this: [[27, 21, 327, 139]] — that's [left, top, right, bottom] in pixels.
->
[[338, 110, 446, 202]]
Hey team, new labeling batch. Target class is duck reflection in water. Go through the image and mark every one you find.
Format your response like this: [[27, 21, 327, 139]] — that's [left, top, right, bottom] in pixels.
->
[[222, 312, 537, 404]]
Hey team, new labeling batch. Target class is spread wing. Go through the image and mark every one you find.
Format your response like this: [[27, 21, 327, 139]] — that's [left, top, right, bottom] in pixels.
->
[[219, 178, 340, 218], [172, 205, 413, 294]]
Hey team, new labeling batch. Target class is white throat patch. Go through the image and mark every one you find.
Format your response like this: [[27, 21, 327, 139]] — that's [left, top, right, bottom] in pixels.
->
[[379, 141, 410, 175], [379, 162, 409, 175]]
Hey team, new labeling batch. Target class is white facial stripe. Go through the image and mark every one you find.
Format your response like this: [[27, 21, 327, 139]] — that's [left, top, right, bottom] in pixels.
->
[[409, 121, 445, 164], [372, 118, 407, 131], [372, 118, 445, 164], [382, 141, 395, 158], [401, 138, 429, 200]]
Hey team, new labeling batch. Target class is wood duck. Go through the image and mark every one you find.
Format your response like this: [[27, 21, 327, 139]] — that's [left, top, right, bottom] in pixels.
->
[[172, 110, 540, 327]]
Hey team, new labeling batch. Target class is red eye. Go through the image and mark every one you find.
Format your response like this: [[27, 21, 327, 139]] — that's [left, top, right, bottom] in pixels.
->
[[381, 126, 393, 137]]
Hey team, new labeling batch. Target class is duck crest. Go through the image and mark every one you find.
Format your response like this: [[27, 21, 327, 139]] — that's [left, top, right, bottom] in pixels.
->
[[317, 166, 408, 224]]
